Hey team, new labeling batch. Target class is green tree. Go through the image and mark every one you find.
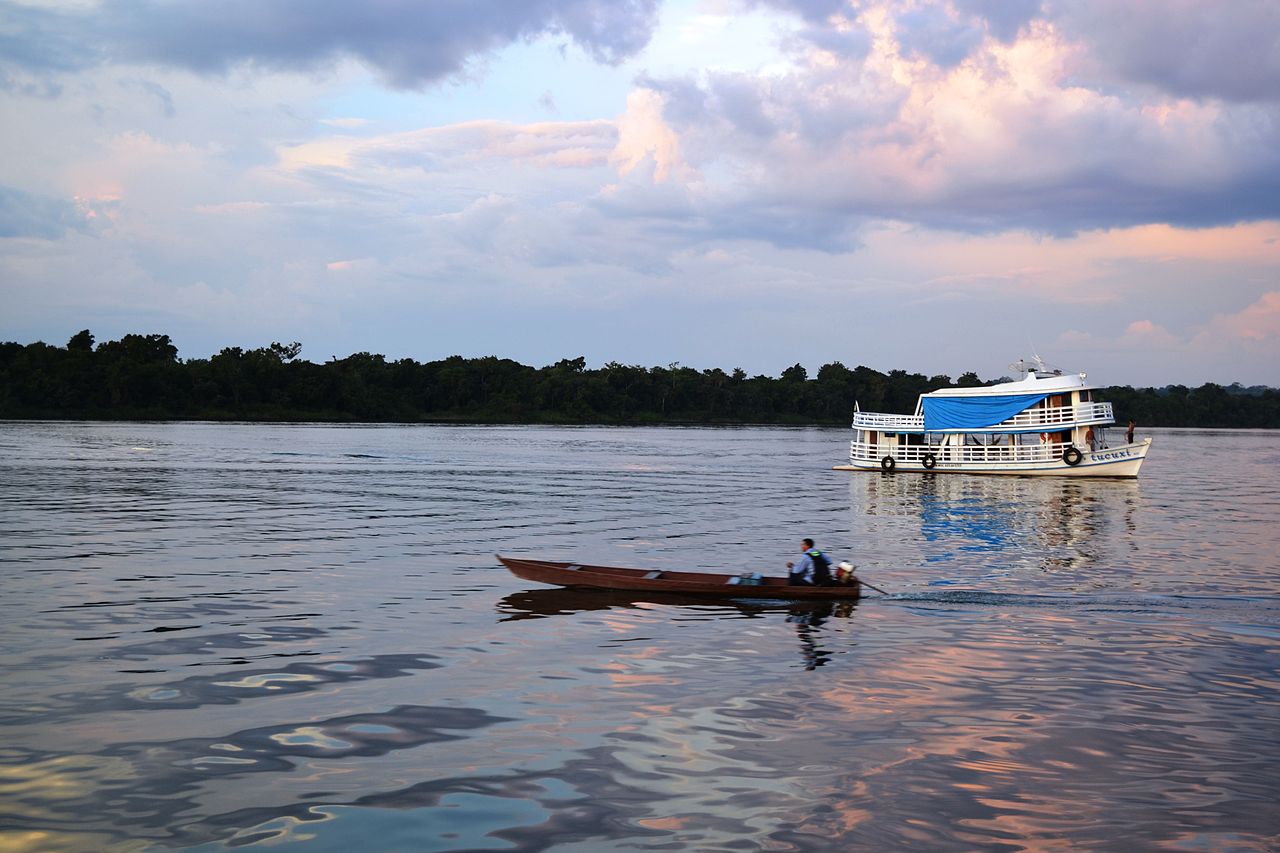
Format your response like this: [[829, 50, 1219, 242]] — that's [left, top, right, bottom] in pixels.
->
[[68, 329, 94, 352], [2, 330, 1277, 427], [781, 363, 808, 383]]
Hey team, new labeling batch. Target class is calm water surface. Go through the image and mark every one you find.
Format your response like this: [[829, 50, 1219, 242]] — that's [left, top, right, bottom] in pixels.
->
[[1, 422, 1277, 851]]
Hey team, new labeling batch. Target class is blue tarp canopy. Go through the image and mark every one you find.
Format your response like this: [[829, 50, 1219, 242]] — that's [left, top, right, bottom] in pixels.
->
[[922, 393, 1048, 432]]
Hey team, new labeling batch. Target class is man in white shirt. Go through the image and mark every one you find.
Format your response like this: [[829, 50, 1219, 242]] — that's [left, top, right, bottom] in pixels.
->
[[786, 538, 832, 586]]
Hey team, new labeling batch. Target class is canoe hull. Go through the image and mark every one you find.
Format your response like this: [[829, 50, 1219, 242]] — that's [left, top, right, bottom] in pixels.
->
[[497, 555, 862, 600]]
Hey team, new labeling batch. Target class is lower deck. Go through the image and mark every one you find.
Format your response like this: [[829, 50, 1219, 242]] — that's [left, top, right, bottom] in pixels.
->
[[841, 432, 1152, 477]]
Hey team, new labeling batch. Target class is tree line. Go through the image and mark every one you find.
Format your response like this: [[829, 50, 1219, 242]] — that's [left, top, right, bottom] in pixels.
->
[[1, 331, 1277, 427]]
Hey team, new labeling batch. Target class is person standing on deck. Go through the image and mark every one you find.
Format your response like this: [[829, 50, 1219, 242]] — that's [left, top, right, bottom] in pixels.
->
[[786, 539, 833, 586], [1127, 420, 1136, 444]]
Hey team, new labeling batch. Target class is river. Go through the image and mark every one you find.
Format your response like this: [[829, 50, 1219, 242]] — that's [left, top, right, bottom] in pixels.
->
[[1, 422, 1277, 851]]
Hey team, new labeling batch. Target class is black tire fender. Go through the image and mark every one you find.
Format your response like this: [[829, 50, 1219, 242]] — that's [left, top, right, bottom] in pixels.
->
[[922, 453, 937, 469], [1063, 445, 1083, 466], [880, 455, 896, 472]]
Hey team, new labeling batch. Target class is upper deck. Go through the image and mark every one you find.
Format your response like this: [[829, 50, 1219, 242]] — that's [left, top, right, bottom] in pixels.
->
[[853, 367, 1114, 434], [852, 400, 1114, 434]]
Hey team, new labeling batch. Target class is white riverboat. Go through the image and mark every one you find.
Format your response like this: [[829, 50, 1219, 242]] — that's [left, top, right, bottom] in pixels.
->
[[834, 358, 1152, 477]]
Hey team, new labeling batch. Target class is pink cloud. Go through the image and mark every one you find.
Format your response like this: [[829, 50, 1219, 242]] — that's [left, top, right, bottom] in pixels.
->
[[1209, 291, 1280, 341], [610, 89, 692, 184], [1186, 292, 1280, 365], [282, 119, 619, 174], [1121, 320, 1180, 347], [638, 1, 1280, 245]]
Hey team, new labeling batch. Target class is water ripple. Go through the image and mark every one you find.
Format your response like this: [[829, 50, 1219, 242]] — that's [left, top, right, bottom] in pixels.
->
[[0, 423, 1277, 851]]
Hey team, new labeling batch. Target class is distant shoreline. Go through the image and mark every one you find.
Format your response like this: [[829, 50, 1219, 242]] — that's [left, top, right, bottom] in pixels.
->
[[4, 331, 1278, 429], [3, 418, 1275, 431]]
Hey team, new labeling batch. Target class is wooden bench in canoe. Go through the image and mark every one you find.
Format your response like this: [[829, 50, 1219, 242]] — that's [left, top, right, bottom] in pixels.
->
[[497, 555, 862, 600]]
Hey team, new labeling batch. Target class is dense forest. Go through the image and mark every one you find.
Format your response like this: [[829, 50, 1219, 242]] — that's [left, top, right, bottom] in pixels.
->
[[2, 331, 1277, 427]]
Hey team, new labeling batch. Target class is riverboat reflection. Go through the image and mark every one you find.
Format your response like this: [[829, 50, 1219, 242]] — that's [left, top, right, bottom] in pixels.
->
[[849, 470, 1141, 575]]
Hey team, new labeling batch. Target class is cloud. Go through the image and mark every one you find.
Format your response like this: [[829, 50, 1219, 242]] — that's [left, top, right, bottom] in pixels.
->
[[3, 0, 1278, 387], [865, 0, 1280, 102], [748, 0, 852, 25], [627, 1, 1280, 248], [792, 24, 873, 58], [274, 118, 618, 180], [1051, 0, 1280, 103], [0, 184, 90, 238], [1202, 291, 1280, 343], [0, 0, 661, 89], [1119, 319, 1180, 348], [0, 2, 95, 77], [610, 89, 691, 183], [955, 0, 1042, 43], [894, 4, 986, 68], [384, 119, 617, 173], [118, 78, 175, 117], [1054, 292, 1280, 377]]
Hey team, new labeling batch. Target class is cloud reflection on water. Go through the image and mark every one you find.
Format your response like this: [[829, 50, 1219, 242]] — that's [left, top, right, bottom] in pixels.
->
[[2, 425, 1277, 850]]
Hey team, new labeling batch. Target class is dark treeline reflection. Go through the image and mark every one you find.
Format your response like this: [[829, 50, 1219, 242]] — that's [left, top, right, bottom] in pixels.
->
[[3, 330, 1278, 426]]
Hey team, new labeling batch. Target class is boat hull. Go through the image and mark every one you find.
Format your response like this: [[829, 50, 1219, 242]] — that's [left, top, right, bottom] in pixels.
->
[[836, 438, 1152, 478], [497, 555, 862, 600]]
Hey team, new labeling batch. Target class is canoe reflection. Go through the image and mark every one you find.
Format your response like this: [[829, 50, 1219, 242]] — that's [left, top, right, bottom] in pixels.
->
[[497, 587, 858, 671], [786, 601, 840, 670]]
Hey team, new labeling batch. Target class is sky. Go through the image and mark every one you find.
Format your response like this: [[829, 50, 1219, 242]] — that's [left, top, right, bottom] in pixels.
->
[[2, 0, 1278, 387]]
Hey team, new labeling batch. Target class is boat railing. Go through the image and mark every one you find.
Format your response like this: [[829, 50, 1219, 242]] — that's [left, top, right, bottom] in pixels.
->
[[852, 402, 1113, 433], [1002, 401, 1113, 429], [850, 439, 1078, 465], [852, 411, 924, 430]]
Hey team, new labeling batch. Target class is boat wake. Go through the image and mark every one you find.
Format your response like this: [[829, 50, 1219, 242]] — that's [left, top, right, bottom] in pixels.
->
[[881, 589, 1280, 614]]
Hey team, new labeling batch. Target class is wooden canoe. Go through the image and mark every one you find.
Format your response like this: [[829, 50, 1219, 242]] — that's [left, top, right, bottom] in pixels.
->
[[497, 555, 862, 600]]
